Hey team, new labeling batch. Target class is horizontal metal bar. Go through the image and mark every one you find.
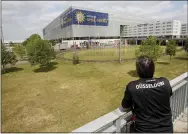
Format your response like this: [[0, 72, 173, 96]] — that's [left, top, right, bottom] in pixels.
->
[[170, 72, 188, 88], [102, 125, 116, 133], [72, 108, 126, 132], [172, 80, 187, 93]]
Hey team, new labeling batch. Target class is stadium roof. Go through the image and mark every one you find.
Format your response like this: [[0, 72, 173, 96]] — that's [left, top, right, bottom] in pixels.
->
[[44, 6, 158, 29]]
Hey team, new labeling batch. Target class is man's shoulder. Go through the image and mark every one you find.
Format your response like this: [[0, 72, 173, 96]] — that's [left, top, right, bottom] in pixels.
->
[[156, 77, 170, 84], [127, 79, 140, 88], [157, 77, 168, 81]]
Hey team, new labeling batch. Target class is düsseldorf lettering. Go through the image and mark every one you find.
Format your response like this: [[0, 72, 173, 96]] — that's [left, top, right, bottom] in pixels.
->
[[136, 81, 165, 89]]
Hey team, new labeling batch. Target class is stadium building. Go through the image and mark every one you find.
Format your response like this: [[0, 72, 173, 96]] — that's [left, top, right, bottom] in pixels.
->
[[43, 6, 187, 49], [43, 6, 148, 41]]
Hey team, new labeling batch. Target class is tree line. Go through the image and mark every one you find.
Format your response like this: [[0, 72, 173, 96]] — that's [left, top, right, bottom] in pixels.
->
[[1, 35, 188, 69], [135, 36, 186, 62], [1, 34, 55, 72]]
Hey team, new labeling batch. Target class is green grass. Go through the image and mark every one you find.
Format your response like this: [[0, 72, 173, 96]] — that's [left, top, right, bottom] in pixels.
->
[[2, 48, 187, 132], [60, 46, 181, 61], [61, 46, 138, 60]]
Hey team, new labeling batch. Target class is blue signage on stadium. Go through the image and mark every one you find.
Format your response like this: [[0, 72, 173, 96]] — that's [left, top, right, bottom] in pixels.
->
[[72, 9, 109, 26], [60, 8, 109, 28]]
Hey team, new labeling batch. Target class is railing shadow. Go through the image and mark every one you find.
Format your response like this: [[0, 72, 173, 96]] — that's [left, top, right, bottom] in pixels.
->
[[2, 67, 24, 74], [33, 62, 58, 73]]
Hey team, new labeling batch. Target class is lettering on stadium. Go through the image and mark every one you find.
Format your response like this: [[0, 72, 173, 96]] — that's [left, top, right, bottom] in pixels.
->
[[136, 81, 165, 89], [86, 18, 108, 23]]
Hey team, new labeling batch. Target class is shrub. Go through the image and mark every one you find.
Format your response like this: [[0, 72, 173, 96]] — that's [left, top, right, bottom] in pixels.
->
[[73, 53, 80, 65], [1, 44, 17, 71]]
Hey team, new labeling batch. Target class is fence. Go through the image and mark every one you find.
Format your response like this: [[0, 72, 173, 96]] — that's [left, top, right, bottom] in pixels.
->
[[71, 72, 188, 133]]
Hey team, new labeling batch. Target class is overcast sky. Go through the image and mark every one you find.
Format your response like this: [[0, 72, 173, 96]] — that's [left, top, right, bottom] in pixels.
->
[[2, 1, 188, 42]]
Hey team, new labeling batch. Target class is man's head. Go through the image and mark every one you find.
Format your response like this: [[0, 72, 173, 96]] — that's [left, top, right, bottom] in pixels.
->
[[136, 56, 155, 78]]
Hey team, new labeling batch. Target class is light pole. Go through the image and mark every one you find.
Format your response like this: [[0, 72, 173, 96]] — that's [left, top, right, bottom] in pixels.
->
[[94, 16, 97, 54], [1, 26, 4, 44], [119, 35, 122, 63], [182, 39, 183, 48]]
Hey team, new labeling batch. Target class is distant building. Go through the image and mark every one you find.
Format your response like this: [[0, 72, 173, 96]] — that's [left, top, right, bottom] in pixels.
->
[[121, 20, 182, 39], [181, 23, 188, 38]]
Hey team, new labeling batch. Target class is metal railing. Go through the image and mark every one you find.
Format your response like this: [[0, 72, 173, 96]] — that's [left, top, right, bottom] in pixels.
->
[[71, 72, 188, 133]]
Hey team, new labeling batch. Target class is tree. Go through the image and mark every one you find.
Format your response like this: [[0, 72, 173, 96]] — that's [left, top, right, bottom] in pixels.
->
[[22, 38, 30, 46], [184, 38, 188, 54], [165, 40, 177, 62], [29, 34, 41, 42], [1, 44, 17, 70], [26, 39, 56, 67], [12, 44, 26, 60], [73, 53, 80, 65], [49, 40, 56, 46], [22, 34, 41, 46], [9, 41, 14, 46], [135, 36, 163, 62]]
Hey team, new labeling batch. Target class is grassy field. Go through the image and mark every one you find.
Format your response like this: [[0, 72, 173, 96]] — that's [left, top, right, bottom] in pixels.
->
[[61, 46, 138, 60], [2, 47, 188, 132], [60, 46, 182, 61]]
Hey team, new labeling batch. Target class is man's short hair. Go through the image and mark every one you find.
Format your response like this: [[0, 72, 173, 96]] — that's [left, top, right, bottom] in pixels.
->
[[136, 56, 155, 78]]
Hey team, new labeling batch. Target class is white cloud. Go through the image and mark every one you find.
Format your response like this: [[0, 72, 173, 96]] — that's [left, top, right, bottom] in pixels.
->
[[2, 1, 187, 42]]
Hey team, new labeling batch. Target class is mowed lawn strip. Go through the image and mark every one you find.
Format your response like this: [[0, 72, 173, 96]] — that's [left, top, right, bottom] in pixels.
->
[[2, 49, 187, 132]]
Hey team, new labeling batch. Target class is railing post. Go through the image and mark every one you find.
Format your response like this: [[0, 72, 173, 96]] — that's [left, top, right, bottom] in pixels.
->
[[184, 79, 188, 110], [115, 118, 121, 132]]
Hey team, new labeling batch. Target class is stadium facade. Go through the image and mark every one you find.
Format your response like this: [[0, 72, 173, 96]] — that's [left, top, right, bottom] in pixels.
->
[[43, 6, 188, 41], [43, 6, 151, 41]]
